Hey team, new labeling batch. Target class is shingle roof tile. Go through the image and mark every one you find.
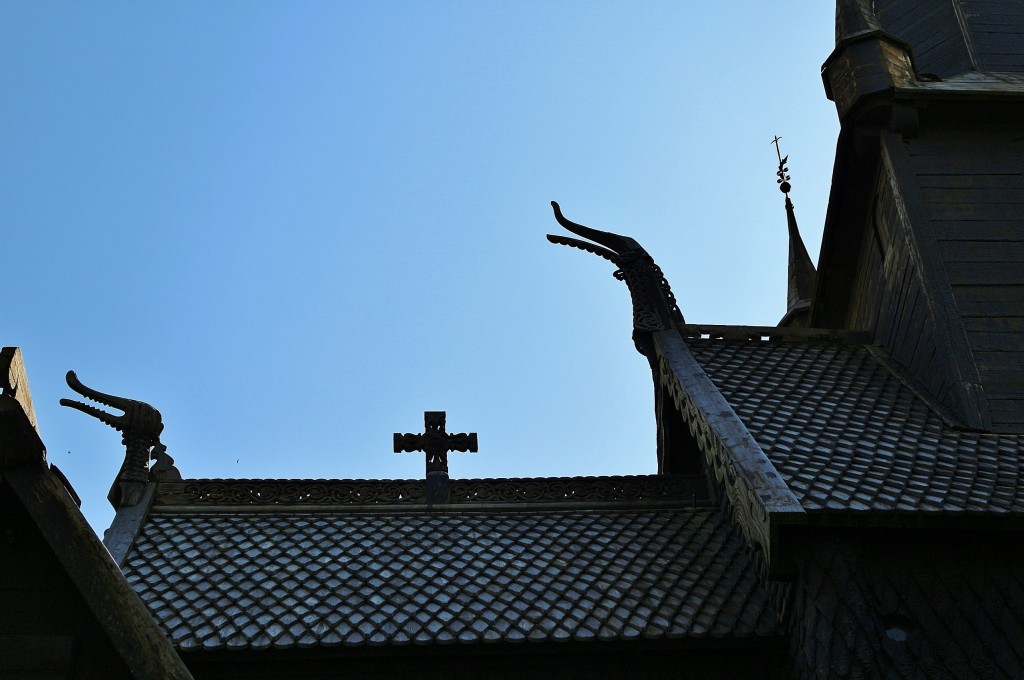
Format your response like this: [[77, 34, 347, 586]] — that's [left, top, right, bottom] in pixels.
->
[[687, 340, 1024, 513], [123, 508, 779, 651]]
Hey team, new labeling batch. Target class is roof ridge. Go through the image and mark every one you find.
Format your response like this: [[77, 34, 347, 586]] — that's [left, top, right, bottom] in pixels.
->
[[164, 473, 686, 483], [149, 474, 710, 510]]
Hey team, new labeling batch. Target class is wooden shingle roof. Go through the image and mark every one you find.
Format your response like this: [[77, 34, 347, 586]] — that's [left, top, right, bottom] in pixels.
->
[[118, 477, 781, 653], [686, 335, 1024, 515]]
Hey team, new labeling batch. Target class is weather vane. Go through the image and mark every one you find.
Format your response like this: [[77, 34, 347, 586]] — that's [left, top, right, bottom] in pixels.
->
[[772, 135, 792, 196]]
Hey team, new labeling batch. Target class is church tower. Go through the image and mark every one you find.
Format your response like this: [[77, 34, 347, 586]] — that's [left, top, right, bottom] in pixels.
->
[[810, 0, 1024, 432]]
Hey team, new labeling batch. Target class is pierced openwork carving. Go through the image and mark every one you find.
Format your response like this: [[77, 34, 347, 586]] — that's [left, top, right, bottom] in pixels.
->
[[159, 479, 427, 505], [154, 475, 702, 507], [449, 475, 702, 504], [394, 411, 477, 475], [657, 351, 775, 559]]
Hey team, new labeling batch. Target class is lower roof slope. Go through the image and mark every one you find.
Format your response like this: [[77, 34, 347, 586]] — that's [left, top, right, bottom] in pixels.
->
[[686, 337, 1024, 514], [121, 499, 780, 652]]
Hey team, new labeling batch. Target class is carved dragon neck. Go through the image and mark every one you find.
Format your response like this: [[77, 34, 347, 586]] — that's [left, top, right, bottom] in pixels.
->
[[546, 201, 684, 357], [60, 370, 178, 508]]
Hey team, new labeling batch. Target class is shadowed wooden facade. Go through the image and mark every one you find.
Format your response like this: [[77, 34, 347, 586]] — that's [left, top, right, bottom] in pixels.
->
[[786, 0, 1024, 675], [815, 0, 1024, 433]]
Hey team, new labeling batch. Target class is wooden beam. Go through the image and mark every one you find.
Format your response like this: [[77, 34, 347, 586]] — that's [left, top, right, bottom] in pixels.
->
[[654, 331, 805, 577], [3, 464, 193, 680], [1, 347, 38, 433], [1, 348, 44, 469]]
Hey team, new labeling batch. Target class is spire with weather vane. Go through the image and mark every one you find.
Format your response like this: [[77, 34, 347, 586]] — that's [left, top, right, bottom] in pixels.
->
[[773, 136, 817, 327]]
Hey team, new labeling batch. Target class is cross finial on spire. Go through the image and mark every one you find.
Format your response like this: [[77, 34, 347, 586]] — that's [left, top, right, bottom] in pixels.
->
[[770, 136, 817, 326], [772, 135, 792, 196]]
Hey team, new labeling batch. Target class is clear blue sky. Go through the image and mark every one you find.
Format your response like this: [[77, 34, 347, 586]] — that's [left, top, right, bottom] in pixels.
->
[[2, 2, 839, 531]]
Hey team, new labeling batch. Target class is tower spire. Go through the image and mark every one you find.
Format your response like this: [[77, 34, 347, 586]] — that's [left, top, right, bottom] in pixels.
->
[[772, 137, 816, 327]]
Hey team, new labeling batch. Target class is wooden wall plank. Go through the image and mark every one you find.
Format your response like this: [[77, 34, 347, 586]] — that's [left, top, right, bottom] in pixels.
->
[[965, 0, 1024, 71], [964, 1, 1024, 16], [834, 124, 1021, 431], [955, 298, 1024, 318], [939, 241, 1024, 262], [919, 175, 1021, 190], [954, 284, 1024, 306], [922, 187, 1024, 205], [946, 262, 1023, 285], [963, 316, 1024, 332], [989, 399, 1024, 428], [933, 221, 1023, 241], [875, 0, 973, 77], [928, 203, 1024, 220], [981, 55, 1024, 69], [973, 349, 1024, 371], [849, 163, 962, 423], [963, 330, 1023, 351], [976, 368, 1024, 394], [878, 0, 949, 31]]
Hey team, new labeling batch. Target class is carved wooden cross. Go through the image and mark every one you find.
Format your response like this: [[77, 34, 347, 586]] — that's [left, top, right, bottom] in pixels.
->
[[394, 411, 477, 476]]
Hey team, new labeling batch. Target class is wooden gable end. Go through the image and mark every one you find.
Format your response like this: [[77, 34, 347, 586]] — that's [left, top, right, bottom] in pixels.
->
[[1, 481, 134, 679]]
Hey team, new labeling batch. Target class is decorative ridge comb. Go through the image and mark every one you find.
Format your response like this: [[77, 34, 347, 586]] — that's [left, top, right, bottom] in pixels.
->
[[60, 370, 179, 508]]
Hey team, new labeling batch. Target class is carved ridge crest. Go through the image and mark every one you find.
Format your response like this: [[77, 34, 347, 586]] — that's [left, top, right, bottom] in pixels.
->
[[155, 475, 704, 507]]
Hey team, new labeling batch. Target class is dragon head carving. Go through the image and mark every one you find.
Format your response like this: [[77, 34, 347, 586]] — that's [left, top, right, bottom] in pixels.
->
[[547, 201, 684, 357], [61, 371, 163, 441], [60, 370, 168, 508]]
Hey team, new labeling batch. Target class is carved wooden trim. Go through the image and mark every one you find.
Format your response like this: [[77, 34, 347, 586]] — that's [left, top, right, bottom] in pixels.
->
[[654, 331, 805, 575], [448, 475, 704, 504], [156, 479, 427, 506], [154, 475, 705, 508]]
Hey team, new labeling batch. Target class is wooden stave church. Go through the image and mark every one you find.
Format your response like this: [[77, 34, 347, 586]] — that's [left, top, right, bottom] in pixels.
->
[[3, 0, 1024, 677]]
